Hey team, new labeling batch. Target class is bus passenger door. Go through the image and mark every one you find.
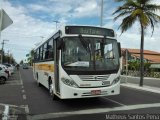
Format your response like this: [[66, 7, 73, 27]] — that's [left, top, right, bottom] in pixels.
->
[[54, 38, 60, 94]]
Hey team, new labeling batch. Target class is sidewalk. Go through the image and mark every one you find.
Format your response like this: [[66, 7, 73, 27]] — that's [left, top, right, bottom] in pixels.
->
[[121, 75, 160, 80], [120, 75, 160, 94]]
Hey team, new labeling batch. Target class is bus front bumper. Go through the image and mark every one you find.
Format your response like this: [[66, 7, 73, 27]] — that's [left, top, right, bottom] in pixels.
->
[[60, 81, 120, 99]]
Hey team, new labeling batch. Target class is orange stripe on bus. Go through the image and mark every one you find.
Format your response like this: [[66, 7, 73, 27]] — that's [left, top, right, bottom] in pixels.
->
[[34, 64, 54, 72]]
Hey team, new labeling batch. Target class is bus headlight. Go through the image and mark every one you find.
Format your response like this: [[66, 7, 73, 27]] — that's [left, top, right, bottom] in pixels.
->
[[61, 78, 78, 88], [111, 77, 120, 85]]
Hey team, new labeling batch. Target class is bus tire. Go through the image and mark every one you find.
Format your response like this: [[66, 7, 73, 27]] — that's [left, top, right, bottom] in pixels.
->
[[49, 82, 59, 100], [36, 79, 41, 87], [52, 93, 59, 100], [37, 81, 41, 87], [36, 73, 41, 87]]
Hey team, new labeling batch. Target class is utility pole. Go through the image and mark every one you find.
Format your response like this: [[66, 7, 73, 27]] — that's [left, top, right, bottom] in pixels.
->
[[100, 0, 104, 26], [53, 20, 60, 30], [0, 9, 3, 62], [1, 39, 9, 63], [125, 49, 128, 83]]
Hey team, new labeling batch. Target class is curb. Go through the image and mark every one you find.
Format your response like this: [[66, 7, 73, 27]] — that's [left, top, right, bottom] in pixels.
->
[[120, 75, 160, 80]]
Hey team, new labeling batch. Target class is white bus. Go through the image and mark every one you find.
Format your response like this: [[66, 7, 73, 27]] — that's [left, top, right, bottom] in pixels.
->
[[33, 25, 121, 100]]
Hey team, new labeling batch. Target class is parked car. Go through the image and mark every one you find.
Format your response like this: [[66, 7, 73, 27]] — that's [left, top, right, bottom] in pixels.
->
[[0, 66, 8, 84], [0, 64, 11, 77], [3, 63, 15, 74]]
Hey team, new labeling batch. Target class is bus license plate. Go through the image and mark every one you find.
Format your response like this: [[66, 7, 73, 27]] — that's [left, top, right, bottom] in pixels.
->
[[91, 90, 101, 95]]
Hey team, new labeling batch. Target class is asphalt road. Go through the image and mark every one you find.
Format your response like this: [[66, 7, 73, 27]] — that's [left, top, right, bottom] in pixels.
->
[[0, 68, 160, 120]]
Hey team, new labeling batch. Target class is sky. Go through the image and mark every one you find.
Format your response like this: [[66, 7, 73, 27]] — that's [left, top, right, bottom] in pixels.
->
[[0, 0, 160, 63]]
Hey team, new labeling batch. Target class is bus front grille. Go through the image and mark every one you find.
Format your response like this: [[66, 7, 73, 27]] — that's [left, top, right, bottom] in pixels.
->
[[79, 75, 110, 81]]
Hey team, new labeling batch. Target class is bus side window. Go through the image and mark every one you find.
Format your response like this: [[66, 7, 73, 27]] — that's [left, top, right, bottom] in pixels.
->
[[48, 39, 54, 59], [40, 46, 43, 60], [45, 45, 50, 59], [34, 51, 37, 62], [37, 48, 40, 61], [43, 43, 47, 60]]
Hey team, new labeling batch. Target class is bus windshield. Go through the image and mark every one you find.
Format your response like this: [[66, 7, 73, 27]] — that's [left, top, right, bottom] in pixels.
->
[[61, 37, 119, 72]]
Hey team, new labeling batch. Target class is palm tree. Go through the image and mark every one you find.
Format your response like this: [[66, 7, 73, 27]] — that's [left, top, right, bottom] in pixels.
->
[[113, 0, 160, 86]]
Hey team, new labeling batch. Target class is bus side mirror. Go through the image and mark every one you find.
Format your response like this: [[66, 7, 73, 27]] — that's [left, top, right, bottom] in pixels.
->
[[118, 42, 121, 57], [57, 38, 64, 50]]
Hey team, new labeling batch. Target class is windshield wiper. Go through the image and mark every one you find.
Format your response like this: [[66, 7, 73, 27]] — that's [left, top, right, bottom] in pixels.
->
[[78, 35, 91, 53], [99, 35, 106, 58]]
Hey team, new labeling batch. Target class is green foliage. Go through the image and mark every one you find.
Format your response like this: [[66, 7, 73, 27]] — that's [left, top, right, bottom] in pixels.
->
[[113, 0, 160, 34], [3, 53, 16, 64], [20, 60, 23, 65], [128, 61, 139, 70], [26, 49, 34, 66], [128, 61, 151, 71]]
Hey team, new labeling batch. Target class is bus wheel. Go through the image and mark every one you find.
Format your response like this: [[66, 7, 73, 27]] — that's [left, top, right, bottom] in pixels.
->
[[49, 83, 53, 95], [49, 83, 58, 100], [36, 73, 40, 86], [37, 80, 41, 87]]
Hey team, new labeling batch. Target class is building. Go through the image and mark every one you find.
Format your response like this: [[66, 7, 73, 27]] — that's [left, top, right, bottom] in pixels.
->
[[121, 48, 160, 70]]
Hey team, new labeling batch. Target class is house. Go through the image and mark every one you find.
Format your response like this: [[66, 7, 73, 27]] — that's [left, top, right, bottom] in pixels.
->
[[121, 48, 160, 70]]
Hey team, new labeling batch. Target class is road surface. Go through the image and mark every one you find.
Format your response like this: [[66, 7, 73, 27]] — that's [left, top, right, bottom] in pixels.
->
[[0, 68, 160, 120]]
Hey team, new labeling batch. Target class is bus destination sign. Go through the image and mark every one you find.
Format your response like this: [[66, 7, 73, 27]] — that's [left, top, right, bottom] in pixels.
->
[[65, 26, 115, 37]]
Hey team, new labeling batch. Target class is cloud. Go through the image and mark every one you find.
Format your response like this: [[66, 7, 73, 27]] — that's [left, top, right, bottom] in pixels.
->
[[1, 0, 160, 63], [1, 1, 55, 62], [27, 0, 100, 18], [1, 0, 102, 62], [27, 4, 49, 13], [72, 0, 99, 18]]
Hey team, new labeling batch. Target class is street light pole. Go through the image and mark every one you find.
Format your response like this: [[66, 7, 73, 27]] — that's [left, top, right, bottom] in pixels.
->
[[0, 8, 3, 48], [100, 0, 103, 26], [1, 39, 9, 63]]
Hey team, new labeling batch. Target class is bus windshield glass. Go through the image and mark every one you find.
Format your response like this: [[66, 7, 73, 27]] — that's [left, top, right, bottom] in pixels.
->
[[62, 37, 119, 72]]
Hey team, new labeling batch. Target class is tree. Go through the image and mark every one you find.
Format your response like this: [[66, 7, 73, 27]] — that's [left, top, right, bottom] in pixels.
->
[[113, 0, 160, 86], [20, 60, 24, 65], [26, 49, 34, 66], [0, 49, 16, 64]]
